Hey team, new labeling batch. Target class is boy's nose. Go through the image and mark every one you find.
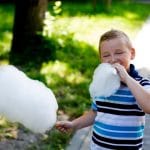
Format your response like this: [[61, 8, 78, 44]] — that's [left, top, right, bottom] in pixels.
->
[[109, 55, 117, 64], [109, 55, 119, 64]]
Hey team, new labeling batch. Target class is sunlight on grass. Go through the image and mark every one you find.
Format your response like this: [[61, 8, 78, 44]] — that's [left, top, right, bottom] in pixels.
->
[[0, 4, 14, 56], [41, 60, 86, 85], [124, 12, 139, 20], [0, 116, 7, 126], [0, 60, 9, 65], [0, 116, 18, 140], [0, 31, 12, 55], [52, 15, 142, 49]]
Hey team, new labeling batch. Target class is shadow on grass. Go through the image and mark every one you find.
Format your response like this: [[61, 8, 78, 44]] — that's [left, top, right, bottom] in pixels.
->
[[8, 32, 99, 119]]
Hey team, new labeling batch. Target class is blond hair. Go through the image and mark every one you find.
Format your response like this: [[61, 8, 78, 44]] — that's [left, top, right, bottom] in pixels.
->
[[99, 29, 132, 50]]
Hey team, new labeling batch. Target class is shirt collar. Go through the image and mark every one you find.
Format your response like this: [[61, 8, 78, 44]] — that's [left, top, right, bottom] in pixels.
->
[[128, 64, 139, 78]]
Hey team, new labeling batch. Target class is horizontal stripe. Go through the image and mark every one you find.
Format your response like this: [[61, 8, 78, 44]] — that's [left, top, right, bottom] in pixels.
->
[[95, 113, 145, 129], [115, 89, 132, 95], [92, 131, 143, 145], [96, 95, 136, 103], [140, 79, 150, 86], [97, 107, 145, 116], [107, 95, 136, 102], [93, 126, 143, 138], [92, 136, 142, 150], [95, 121, 144, 132], [135, 77, 143, 81], [96, 101, 141, 110], [141, 82, 150, 86]]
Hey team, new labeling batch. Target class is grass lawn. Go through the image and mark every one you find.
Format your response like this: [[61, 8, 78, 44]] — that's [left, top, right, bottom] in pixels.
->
[[0, 1, 150, 149]]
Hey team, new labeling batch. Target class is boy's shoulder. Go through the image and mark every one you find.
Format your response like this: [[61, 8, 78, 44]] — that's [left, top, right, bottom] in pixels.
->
[[136, 68, 150, 88], [138, 67, 150, 80]]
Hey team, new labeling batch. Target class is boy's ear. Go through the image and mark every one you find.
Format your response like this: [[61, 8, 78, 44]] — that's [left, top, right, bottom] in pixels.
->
[[130, 48, 136, 60]]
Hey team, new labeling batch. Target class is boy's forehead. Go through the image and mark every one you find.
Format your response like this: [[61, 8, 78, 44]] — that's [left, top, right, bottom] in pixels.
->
[[100, 36, 131, 48], [99, 38, 130, 55], [100, 38, 125, 48]]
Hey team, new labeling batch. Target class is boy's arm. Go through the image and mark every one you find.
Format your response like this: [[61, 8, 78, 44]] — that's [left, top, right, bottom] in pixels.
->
[[56, 110, 96, 133], [113, 63, 150, 113], [125, 75, 150, 113], [72, 109, 96, 130]]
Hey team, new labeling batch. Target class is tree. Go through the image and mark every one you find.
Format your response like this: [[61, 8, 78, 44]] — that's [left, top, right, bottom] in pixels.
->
[[10, 0, 52, 65], [105, 0, 112, 11], [93, 0, 112, 11]]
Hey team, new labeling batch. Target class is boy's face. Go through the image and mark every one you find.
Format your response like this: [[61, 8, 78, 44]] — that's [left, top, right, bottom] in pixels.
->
[[100, 37, 135, 71]]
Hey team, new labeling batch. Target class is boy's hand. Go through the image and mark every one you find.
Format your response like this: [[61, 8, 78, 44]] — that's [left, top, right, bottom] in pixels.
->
[[55, 121, 74, 133], [112, 63, 130, 83]]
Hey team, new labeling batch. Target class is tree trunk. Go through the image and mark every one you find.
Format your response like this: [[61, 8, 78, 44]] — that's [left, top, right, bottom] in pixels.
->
[[92, 0, 97, 10], [105, 0, 112, 11], [92, 0, 112, 12], [10, 0, 48, 65]]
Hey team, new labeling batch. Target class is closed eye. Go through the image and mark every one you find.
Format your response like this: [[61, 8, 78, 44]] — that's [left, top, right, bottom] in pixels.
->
[[102, 54, 110, 57], [115, 51, 124, 54]]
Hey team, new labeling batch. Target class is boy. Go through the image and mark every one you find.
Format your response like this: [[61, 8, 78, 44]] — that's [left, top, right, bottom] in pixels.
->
[[56, 29, 150, 150]]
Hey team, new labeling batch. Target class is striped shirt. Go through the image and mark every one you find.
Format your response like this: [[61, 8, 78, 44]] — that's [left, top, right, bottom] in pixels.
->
[[91, 64, 150, 150]]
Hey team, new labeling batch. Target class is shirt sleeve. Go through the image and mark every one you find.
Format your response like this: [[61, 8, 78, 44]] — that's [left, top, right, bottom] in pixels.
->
[[91, 101, 97, 111], [140, 78, 150, 91]]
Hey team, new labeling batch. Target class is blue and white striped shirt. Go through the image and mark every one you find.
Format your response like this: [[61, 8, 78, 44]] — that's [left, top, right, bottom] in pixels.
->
[[91, 64, 150, 150]]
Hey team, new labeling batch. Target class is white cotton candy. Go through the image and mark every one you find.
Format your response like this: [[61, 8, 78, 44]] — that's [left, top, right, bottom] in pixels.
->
[[0, 65, 58, 133], [89, 63, 120, 98]]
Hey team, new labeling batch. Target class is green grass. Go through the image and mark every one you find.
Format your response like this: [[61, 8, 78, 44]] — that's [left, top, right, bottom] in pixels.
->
[[0, 3, 14, 57], [0, 1, 150, 149]]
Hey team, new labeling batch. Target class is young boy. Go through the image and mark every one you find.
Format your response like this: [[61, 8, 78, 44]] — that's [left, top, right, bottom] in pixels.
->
[[56, 29, 150, 150]]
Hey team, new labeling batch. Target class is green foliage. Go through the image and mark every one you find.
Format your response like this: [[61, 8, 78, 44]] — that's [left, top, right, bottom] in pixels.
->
[[40, 33, 98, 117], [42, 129, 72, 149], [0, 4, 14, 58]]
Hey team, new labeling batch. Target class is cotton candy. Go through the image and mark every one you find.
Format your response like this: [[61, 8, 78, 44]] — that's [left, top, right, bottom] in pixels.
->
[[0, 65, 58, 133], [89, 63, 120, 98]]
